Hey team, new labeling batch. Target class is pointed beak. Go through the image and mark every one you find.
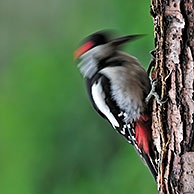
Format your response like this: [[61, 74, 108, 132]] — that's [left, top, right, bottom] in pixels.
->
[[110, 34, 144, 46]]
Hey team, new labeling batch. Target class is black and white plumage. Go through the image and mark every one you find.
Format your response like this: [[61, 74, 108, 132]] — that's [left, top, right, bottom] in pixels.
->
[[75, 31, 157, 180]]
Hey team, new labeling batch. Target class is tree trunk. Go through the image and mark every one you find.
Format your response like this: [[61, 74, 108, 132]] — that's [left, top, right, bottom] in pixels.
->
[[150, 0, 194, 193]]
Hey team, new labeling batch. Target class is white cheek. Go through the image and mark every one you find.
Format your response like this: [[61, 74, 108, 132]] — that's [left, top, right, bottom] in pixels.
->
[[91, 81, 119, 128]]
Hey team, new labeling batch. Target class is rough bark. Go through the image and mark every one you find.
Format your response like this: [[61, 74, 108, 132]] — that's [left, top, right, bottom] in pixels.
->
[[150, 0, 194, 193]]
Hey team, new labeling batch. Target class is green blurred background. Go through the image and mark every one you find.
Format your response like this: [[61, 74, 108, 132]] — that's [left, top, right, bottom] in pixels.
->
[[0, 0, 157, 193]]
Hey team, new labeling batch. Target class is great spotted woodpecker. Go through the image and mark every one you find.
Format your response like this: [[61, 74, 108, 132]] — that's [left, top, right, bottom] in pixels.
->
[[74, 31, 157, 181]]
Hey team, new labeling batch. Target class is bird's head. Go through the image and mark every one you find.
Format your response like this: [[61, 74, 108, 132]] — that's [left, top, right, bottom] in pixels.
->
[[74, 31, 143, 78], [74, 31, 110, 60], [74, 31, 143, 60]]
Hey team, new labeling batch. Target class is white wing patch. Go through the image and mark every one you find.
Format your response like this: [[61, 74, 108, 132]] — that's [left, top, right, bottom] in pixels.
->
[[91, 81, 119, 128]]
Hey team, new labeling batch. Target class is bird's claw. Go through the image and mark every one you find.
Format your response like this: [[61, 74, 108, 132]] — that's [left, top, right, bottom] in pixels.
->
[[146, 80, 168, 104]]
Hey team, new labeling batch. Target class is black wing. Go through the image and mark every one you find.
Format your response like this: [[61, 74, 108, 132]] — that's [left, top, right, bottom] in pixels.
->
[[86, 73, 133, 143]]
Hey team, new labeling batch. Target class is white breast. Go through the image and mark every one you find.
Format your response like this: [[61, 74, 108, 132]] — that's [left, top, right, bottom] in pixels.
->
[[100, 65, 143, 123]]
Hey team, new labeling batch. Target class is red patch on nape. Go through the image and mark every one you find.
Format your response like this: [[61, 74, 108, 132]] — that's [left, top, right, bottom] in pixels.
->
[[74, 41, 94, 59], [135, 114, 152, 156]]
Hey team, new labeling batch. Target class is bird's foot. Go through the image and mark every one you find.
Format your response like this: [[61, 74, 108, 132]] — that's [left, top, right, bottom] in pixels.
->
[[146, 80, 168, 105]]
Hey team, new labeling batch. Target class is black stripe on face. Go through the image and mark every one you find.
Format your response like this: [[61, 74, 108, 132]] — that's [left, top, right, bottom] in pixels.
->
[[97, 57, 126, 71]]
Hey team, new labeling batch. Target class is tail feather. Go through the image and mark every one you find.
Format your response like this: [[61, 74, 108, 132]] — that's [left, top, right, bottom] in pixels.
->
[[127, 114, 158, 181]]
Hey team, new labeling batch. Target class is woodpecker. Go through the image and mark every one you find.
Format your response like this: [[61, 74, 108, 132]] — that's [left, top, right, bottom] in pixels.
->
[[74, 31, 157, 180]]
